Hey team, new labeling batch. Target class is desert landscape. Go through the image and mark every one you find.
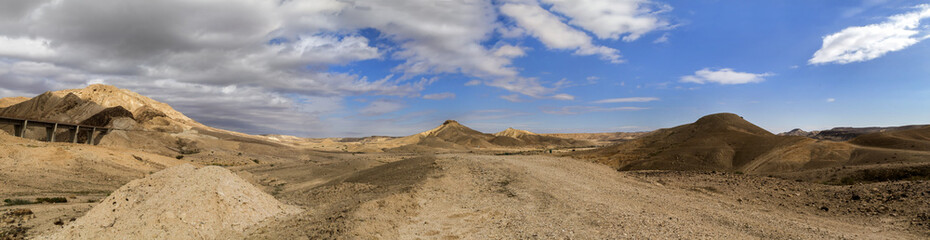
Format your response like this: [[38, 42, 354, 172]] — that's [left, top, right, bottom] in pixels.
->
[[0, 85, 927, 239], [3, 1, 930, 239]]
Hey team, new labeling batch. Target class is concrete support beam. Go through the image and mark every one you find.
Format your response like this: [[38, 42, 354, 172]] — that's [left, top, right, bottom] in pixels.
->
[[46, 123, 58, 142], [14, 120, 28, 137], [87, 127, 96, 145], [72, 126, 80, 143]]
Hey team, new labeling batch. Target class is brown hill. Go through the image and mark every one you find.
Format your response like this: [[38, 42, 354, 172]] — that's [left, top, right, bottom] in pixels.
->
[[0, 84, 196, 134], [573, 113, 854, 173], [850, 125, 930, 151], [0, 85, 314, 167], [542, 132, 649, 145], [492, 127, 592, 147], [386, 121, 589, 152], [387, 120, 498, 151]]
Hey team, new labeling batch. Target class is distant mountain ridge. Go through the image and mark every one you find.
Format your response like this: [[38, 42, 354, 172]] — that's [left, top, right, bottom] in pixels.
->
[[778, 125, 928, 141]]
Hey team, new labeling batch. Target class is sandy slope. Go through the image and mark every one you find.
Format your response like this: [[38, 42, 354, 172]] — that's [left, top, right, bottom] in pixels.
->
[[248, 154, 922, 239]]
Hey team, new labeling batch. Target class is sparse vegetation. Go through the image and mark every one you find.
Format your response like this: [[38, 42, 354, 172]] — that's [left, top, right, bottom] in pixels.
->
[[36, 197, 68, 204], [3, 199, 33, 206]]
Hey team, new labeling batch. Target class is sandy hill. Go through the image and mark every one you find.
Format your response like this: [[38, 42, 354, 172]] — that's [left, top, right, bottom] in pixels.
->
[[778, 128, 816, 137], [384, 121, 588, 152], [0, 84, 195, 135], [41, 164, 300, 240], [573, 113, 856, 173], [492, 127, 592, 147], [494, 127, 535, 138], [0, 84, 310, 167], [0, 96, 29, 108], [387, 120, 498, 151], [542, 132, 649, 145]]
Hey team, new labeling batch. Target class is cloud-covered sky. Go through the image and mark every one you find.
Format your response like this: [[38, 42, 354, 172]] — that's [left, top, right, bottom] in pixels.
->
[[1, 0, 929, 137]]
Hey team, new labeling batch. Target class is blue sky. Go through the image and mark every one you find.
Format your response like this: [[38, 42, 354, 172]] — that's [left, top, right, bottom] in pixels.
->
[[1, 0, 929, 137]]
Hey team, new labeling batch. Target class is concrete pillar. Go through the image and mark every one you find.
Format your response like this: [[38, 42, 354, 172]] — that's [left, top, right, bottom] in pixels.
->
[[71, 126, 80, 143], [14, 120, 28, 137], [46, 123, 58, 142], [87, 127, 96, 145]]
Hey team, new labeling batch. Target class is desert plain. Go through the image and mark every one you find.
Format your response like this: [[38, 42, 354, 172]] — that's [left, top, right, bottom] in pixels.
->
[[1, 85, 929, 239]]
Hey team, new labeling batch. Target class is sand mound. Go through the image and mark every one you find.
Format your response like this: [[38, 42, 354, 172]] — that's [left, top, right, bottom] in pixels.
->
[[41, 164, 300, 240]]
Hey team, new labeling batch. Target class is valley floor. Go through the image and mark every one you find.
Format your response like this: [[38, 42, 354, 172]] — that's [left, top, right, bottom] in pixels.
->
[[248, 153, 926, 239], [4, 153, 928, 239]]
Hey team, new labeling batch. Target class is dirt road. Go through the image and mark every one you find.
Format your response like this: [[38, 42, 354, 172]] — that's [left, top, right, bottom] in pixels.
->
[[248, 154, 922, 239]]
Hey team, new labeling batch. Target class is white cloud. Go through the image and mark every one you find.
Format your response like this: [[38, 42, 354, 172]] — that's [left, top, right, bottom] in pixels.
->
[[0, 0, 670, 136], [680, 68, 773, 85], [0, 36, 55, 59], [592, 97, 659, 104], [422, 92, 455, 100], [551, 94, 575, 101], [810, 4, 930, 65], [464, 80, 482, 86], [542, 106, 647, 115], [359, 99, 405, 116], [485, 77, 574, 100], [499, 3, 622, 63], [541, 0, 671, 41], [500, 94, 525, 102], [653, 33, 669, 43], [827, 98, 836, 103], [492, 45, 527, 58]]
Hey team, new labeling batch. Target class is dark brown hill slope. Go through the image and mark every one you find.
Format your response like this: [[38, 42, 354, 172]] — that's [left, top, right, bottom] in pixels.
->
[[850, 125, 930, 151], [573, 113, 855, 173]]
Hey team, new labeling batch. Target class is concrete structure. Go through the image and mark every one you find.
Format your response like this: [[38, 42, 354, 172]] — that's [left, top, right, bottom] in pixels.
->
[[0, 117, 110, 145]]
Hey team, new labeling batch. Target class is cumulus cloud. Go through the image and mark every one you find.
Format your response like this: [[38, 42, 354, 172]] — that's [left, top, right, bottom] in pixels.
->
[[680, 68, 773, 85], [810, 4, 930, 65], [542, 106, 647, 115], [422, 92, 456, 100], [485, 77, 575, 100], [0, 0, 671, 136], [541, 0, 671, 41], [492, 45, 527, 58], [499, 3, 622, 63], [592, 97, 659, 104]]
